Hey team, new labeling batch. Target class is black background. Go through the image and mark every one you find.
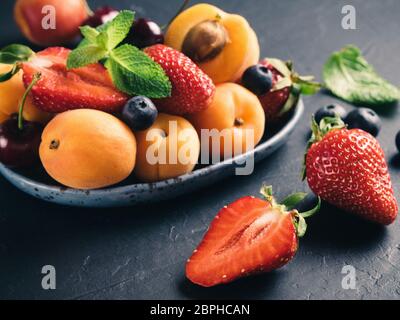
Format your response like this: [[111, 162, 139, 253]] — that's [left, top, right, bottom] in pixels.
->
[[1, 0, 400, 300]]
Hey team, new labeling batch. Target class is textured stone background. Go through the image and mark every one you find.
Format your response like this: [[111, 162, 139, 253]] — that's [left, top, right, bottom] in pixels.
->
[[0, 0, 399, 299]]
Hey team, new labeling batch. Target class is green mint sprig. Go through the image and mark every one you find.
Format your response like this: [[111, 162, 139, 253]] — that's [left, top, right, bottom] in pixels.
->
[[67, 10, 171, 98]]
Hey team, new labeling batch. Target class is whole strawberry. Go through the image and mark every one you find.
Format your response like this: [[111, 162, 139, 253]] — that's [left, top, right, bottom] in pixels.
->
[[304, 116, 398, 225], [242, 58, 320, 123], [186, 186, 320, 287], [144, 44, 215, 115]]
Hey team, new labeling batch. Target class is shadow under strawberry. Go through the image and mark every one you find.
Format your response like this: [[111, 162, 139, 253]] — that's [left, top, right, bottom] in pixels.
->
[[301, 201, 386, 251], [177, 269, 285, 300], [389, 153, 400, 169]]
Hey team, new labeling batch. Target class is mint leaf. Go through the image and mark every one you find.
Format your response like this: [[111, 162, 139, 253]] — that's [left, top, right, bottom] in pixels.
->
[[323, 45, 400, 106], [79, 25, 99, 43], [67, 45, 107, 69], [106, 44, 171, 98], [99, 10, 134, 51]]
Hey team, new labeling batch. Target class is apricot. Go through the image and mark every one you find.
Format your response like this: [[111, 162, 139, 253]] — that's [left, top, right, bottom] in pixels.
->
[[14, 0, 88, 46], [134, 113, 200, 182], [165, 3, 260, 84], [39, 109, 136, 189], [188, 83, 265, 158], [0, 63, 51, 124]]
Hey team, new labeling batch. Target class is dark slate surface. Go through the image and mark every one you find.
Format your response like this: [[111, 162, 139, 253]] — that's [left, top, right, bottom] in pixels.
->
[[1, 0, 400, 300]]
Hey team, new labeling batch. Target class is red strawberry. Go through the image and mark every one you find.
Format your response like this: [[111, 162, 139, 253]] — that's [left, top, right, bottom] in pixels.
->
[[144, 44, 215, 115], [186, 186, 319, 287], [255, 58, 320, 123], [22, 47, 128, 113], [304, 116, 398, 225]]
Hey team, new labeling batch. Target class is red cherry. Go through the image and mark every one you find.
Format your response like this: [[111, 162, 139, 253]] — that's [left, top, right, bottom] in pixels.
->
[[83, 6, 119, 28], [0, 114, 42, 168], [125, 18, 164, 49]]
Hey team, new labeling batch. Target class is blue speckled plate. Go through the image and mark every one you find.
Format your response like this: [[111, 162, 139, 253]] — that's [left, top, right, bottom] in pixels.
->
[[0, 100, 304, 207]]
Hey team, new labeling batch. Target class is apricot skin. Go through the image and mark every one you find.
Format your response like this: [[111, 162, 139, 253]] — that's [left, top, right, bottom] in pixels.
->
[[0, 63, 51, 124], [14, 0, 88, 46], [134, 113, 200, 182], [165, 3, 260, 84], [39, 109, 137, 189], [188, 83, 265, 158]]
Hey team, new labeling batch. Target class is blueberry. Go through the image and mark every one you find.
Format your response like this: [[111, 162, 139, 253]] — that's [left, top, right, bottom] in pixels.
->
[[314, 104, 347, 124], [345, 108, 381, 137], [396, 131, 400, 152], [241, 64, 273, 96], [122, 96, 158, 131]]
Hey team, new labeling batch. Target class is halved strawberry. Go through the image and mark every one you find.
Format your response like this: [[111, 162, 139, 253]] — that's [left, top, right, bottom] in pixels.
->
[[186, 186, 319, 287], [22, 47, 128, 113]]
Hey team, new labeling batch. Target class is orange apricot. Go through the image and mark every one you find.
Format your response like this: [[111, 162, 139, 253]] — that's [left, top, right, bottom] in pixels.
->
[[134, 113, 200, 182], [0, 63, 51, 124], [40, 109, 136, 189], [188, 83, 265, 158], [165, 3, 260, 84]]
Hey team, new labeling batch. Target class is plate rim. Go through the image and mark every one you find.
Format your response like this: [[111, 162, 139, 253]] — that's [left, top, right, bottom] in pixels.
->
[[0, 99, 304, 196]]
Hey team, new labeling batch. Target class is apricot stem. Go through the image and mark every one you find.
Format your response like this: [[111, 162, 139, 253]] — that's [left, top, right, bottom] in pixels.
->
[[49, 139, 60, 150], [234, 118, 244, 126], [18, 72, 41, 130]]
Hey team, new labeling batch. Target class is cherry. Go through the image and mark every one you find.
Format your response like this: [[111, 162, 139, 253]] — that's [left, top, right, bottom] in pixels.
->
[[0, 115, 42, 167], [83, 6, 119, 28], [0, 73, 43, 168], [125, 18, 164, 49]]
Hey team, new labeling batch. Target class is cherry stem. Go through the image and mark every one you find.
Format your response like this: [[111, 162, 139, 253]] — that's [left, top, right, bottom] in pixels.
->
[[18, 72, 41, 130], [164, 0, 190, 30], [83, 0, 94, 16]]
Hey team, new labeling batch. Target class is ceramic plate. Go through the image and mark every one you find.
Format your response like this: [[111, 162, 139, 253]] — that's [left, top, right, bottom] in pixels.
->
[[0, 99, 304, 207]]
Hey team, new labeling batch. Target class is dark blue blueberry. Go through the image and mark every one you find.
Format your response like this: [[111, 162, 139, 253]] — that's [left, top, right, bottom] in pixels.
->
[[241, 64, 273, 96], [396, 131, 400, 152], [122, 96, 158, 131], [345, 108, 381, 137], [314, 104, 347, 124]]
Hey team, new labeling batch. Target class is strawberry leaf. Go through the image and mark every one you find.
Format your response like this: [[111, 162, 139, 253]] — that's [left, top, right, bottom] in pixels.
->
[[106, 44, 171, 98], [281, 192, 308, 210], [0, 63, 20, 82], [0, 44, 34, 64]]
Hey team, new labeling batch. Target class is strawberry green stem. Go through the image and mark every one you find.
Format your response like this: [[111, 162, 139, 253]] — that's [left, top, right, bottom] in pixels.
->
[[0, 63, 20, 83], [18, 72, 41, 130], [301, 115, 345, 180], [259, 185, 320, 237]]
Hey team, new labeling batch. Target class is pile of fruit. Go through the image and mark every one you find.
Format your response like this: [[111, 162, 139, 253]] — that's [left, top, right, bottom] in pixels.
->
[[2, 1, 399, 288], [0, 1, 319, 189]]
